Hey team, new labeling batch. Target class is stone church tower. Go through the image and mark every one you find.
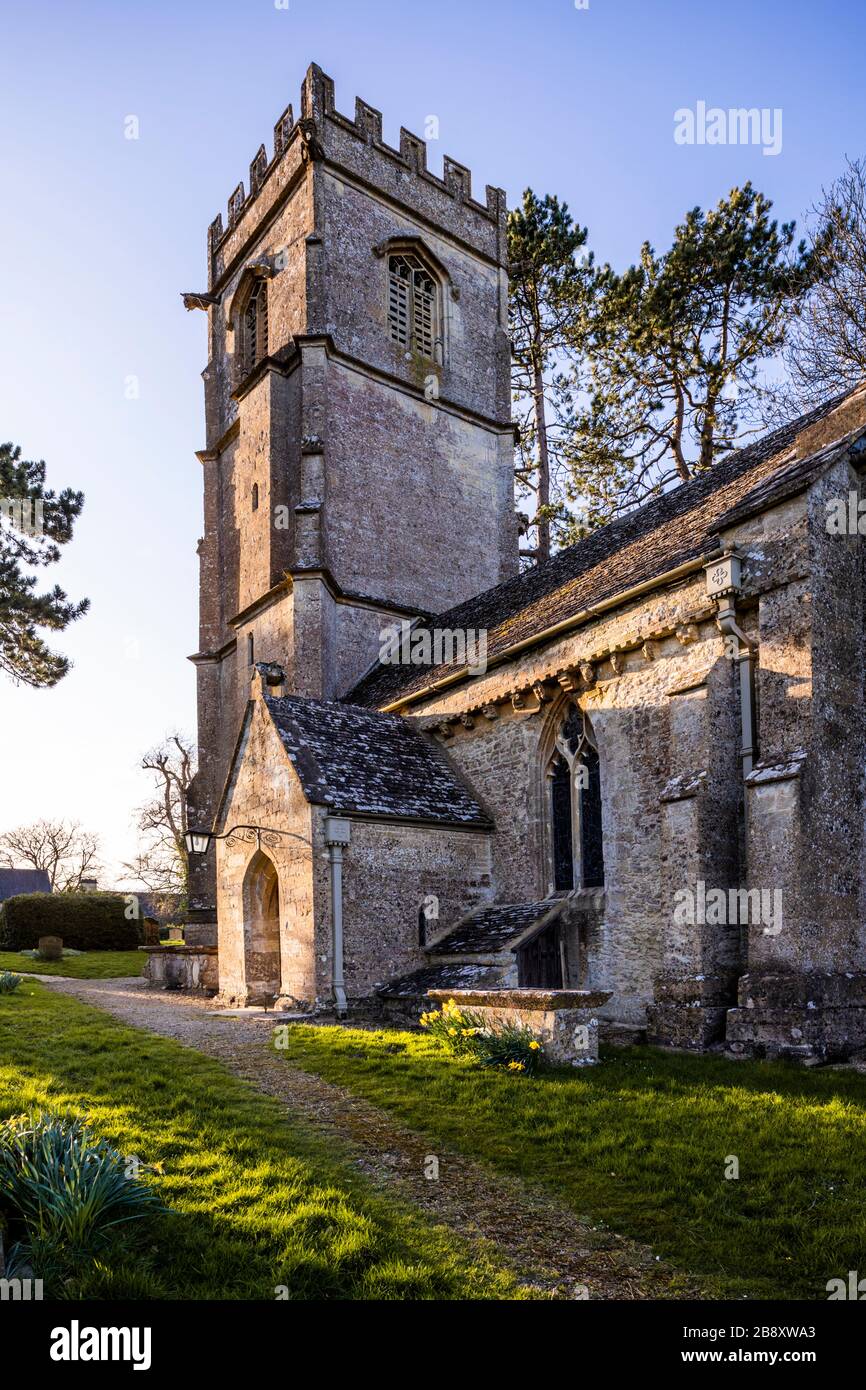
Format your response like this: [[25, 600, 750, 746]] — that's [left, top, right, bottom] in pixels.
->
[[169, 62, 866, 1059], [184, 64, 517, 920]]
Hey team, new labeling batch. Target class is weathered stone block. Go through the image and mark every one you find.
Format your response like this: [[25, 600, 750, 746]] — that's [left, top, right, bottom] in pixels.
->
[[427, 987, 612, 1066], [726, 970, 866, 1059], [184, 922, 218, 948], [142, 946, 218, 994]]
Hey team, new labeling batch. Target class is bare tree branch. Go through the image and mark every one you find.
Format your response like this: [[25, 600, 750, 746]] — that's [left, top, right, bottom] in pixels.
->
[[0, 818, 102, 891]]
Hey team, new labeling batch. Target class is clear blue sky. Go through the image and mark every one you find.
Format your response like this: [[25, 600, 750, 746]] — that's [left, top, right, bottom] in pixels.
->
[[1, 0, 864, 882]]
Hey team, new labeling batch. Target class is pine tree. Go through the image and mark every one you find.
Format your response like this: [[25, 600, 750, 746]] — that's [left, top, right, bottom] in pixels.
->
[[0, 442, 88, 686], [508, 190, 595, 562], [567, 183, 825, 531]]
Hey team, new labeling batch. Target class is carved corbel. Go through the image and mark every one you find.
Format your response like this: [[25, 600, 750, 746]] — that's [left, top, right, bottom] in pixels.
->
[[557, 669, 581, 694], [481, 703, 500, 720], [675, 622, 700, 646], [297, 118, 325, 162], [532, 680, 556, 704], [248, 258, 276, 280], [512, 680, 555, 714], [511, 688, 540, 714]]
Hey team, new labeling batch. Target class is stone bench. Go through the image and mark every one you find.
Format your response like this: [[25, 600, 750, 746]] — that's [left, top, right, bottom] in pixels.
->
[[426, 987, 612, 1066], [141, 945, 218, 993]]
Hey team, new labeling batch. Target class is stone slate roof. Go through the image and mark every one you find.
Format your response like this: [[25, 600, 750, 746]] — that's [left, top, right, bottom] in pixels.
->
[[0, 868, 51, 903], [713, 432, 866, 531], [378, 900, 568, 998], [377, 961, 507, 998], [429, 899, 564, 955], [264, 694, 491, 827], [348, 392, 861, 709]]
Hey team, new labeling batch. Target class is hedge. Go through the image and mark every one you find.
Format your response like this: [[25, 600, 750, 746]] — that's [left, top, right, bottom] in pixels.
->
[[0, 893, 142, 952]]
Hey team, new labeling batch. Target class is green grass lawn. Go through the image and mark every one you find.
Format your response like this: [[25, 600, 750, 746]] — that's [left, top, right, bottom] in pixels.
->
[[0, 984, 527, 1300], [275, 1024, 866, 1301], [0, 950, 144, 978]]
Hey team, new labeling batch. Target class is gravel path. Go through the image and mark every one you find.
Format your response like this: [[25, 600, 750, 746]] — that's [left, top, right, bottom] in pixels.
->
[[41, 975, 698, 1301]]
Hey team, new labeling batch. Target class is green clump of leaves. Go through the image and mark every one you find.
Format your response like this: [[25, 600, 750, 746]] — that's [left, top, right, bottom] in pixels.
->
[[420, 998, 543, 1075], [0, 971, 22, 994], [0, 1112, 166, 1289]]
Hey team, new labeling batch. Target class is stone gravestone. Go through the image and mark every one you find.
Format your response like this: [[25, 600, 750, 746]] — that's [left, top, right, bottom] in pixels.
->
[[142, 919, 161, 946], [167, 926, 184, 942], [184, 922, 217, 948], [37, 936, 63, 961]]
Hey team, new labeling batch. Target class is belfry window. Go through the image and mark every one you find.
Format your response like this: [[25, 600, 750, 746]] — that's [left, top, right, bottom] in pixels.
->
[[548, 705, 604, 892], [388, 253, 439, 359], [241, 278, 268, 377]]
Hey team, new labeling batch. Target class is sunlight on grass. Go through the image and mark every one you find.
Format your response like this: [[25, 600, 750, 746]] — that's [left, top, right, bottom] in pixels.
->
[[0, 986, 528, 1300], [0, 950, 144, 978], [275, 1023, 866, 1300]]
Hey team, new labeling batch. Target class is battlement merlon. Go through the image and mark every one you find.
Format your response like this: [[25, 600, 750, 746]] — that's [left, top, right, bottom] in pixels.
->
[[206, 62, 508, 291]]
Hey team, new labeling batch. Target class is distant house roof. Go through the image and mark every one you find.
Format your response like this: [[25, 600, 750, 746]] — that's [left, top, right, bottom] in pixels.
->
[[0, 868, 51, 903], [348, 389, 866, 710], [262, 694, 492, 828]]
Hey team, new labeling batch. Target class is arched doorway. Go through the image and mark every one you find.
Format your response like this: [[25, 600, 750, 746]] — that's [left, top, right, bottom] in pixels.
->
[[242, 850, 281, 1003]]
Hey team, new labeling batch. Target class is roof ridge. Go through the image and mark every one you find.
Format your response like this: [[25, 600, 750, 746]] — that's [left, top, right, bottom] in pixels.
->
[[262, 691, 492, 827], [346, 386, 863, 710]]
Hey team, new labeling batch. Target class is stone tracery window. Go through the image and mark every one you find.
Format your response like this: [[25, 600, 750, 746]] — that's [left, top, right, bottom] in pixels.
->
[[388, 252, 439, 359], [240, 277, 269, 377], [548, 705, 605, 892]]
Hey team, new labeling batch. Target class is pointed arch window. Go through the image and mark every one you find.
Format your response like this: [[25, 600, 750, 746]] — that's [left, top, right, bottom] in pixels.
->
[[548, 705, 605, 892], [241, 277, 268, 377], [388, 252, 439, 360]]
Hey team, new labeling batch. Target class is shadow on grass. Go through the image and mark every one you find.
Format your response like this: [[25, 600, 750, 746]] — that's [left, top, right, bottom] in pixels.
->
[[276, 1025, 866, 1301], [0, 989, 528, 1300]]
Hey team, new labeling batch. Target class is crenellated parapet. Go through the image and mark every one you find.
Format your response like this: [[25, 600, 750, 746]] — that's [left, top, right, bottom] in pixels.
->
[[298, 63, 503, 218], [207, 100, 295, 262], [207, 62, 507, 282]]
